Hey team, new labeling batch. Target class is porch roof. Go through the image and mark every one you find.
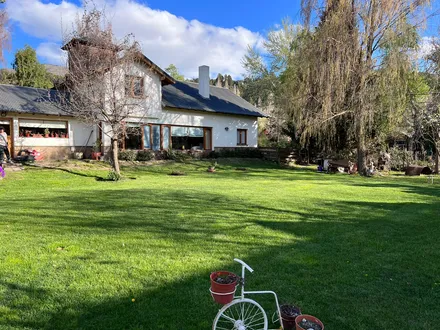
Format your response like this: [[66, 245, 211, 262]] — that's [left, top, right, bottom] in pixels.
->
[[0, 84, 67, 117]]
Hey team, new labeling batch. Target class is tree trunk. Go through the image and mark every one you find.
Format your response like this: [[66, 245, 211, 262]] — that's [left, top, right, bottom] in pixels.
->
[[435, 144, 440, 174], [357, 113, 367, 176], [111, 138, 120, 175]]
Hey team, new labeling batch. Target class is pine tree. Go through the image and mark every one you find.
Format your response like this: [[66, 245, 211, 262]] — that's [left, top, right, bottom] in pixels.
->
[[13, 45, 53, 88]]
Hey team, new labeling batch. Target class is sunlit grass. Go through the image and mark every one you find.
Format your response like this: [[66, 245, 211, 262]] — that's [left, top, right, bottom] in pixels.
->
[[0, 159, 439, 329]]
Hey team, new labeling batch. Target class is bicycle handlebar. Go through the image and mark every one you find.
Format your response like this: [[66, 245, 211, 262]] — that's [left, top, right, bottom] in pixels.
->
[[234, 258, 254, 273]]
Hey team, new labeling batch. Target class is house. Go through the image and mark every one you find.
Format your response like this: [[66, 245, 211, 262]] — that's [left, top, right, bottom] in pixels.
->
[[0, 43, 265, 160]]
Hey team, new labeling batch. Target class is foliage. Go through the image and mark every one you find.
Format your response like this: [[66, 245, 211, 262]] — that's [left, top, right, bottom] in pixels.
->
[[163, 149, 192, 162], [136, 150, 155, 161], [118, 149, 137, 161], [0, 69, 15, 84], [208, 148, 263, 159], [106, 170, 122, 181], [165, 64, 184, 81], [389, 147, 413, 171], [241, 20, 301, 145], [13, 45, 53, 88], [93, 138, 102, 152], [281, 0, 429, 175]]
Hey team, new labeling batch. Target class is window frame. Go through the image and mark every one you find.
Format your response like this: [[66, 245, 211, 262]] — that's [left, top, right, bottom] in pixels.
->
[[139, 124, 213, 151], [18, 118, 69, 138], [125, 75, 145, 98], [237, 129, 247, 146]]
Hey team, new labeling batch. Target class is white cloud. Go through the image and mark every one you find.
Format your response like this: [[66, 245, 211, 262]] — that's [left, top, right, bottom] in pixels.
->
[[7, 0, 264, 79], [418, 36, 436, 59], [36, 42, 67, 65]]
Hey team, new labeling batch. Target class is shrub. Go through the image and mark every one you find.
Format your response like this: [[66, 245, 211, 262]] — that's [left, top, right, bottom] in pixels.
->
[[107, 170, 122, 181], [163, 149, 191, 162], [215, 148, 263, 158], [389, 147, 413, 171], [118, 150, 137, 161], [137, 150, 155, 161]]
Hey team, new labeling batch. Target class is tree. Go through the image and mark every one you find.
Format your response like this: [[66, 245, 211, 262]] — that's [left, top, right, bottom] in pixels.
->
[[165, 64, 184, 81], [282, 0, 429, 175], [0, 0, 10, 63], [241, 20, 301, 145], [13, 46, 53, 88], [57, 6, 149, 176], [425, 41, 440, 173]]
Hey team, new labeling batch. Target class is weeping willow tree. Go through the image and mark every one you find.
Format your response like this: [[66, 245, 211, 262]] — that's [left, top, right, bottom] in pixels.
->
[[283, 0, 429, 174]]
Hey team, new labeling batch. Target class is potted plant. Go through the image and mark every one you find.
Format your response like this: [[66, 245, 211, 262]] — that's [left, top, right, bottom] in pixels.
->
[[55, 132, 59, 138], [25, 131, 31, 137], [280, 305, 302, 330], [44, 128, 50, 138], [61, 133, 66, 138], [208, 161, 217, 173], [210, 271, 238, 304], [92, 138, 102, 160], [295, 315, 324, 330]]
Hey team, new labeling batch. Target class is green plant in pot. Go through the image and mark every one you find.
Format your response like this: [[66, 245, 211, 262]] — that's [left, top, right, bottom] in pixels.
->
[[92, 138, 102, 160], [208, 161, 217, 173], [44, 128, 50, 138]]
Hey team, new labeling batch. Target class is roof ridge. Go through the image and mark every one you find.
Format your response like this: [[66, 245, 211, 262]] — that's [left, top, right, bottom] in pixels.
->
[[182, 80, 238, 91]]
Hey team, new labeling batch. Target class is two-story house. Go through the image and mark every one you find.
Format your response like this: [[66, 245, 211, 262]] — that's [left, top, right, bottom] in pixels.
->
[[0, 40, 265, 160]]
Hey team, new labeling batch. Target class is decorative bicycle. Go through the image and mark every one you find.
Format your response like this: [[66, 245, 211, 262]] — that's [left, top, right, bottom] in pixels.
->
[[211, 258, 283, 330]]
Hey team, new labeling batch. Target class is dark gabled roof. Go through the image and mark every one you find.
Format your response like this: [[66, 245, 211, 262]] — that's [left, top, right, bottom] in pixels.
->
[[0, 85, 67, 116], [162, 81, 266, 117]]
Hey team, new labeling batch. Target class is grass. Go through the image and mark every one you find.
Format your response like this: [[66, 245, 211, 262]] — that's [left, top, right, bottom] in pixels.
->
[[0, 159, 439, 330]]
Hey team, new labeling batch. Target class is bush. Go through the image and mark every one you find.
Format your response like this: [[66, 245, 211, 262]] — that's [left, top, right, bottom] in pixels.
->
[[389, 147, 413, 171], [118, 150, 137, 161], [163, 149, 191, 162], [107, 170, 122, 181], [214, 148, 263, 159], [136, 150, 155, 161]]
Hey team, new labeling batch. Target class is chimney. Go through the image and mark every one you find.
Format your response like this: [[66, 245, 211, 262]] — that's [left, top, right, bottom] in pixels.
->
[[198, 65, 210, 99]]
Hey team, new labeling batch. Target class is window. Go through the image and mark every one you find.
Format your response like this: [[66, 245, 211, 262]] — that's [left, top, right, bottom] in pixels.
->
[[139, 124, 212, 151], [124, 125, 142, 150], [171, 126, 204, 150], [125, 75, 144, 98], [19, 119, 68, 138], [237, 129, 247, 146]]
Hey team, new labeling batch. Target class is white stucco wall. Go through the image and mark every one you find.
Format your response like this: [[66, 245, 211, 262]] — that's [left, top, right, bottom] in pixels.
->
[[154, 108, 258, 148], [9, 114, 95, 150]]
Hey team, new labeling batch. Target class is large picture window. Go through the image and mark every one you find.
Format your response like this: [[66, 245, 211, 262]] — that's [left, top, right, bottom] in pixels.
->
[[19, 119, 68, 138], [171, 126, 204, 150], [139, 124, 212, 151]]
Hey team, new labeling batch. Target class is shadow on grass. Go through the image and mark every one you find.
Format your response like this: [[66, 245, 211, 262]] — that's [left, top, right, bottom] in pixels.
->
[[1, 180, 439, 330]]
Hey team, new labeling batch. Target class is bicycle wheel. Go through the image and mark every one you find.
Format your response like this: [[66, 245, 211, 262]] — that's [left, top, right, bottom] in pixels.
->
[[213, 298, 268, 330]]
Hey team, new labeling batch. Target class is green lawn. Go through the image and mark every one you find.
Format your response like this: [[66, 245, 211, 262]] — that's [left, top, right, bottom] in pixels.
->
[[0, 159, 439, 330]]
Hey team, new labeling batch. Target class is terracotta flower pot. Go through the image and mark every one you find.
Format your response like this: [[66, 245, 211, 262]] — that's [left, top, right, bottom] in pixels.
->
[[92, 152, 102, 160], [280, 305, 301, 330], [210, 271, 238, 304], [295, 315, 324, 330]]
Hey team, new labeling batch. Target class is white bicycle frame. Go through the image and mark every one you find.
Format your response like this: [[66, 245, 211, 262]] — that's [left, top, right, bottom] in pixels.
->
[[233, 258, 282, 328]]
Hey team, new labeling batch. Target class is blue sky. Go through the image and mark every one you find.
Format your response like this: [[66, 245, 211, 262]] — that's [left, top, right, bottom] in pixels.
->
[[3, 0, 440, 78]]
